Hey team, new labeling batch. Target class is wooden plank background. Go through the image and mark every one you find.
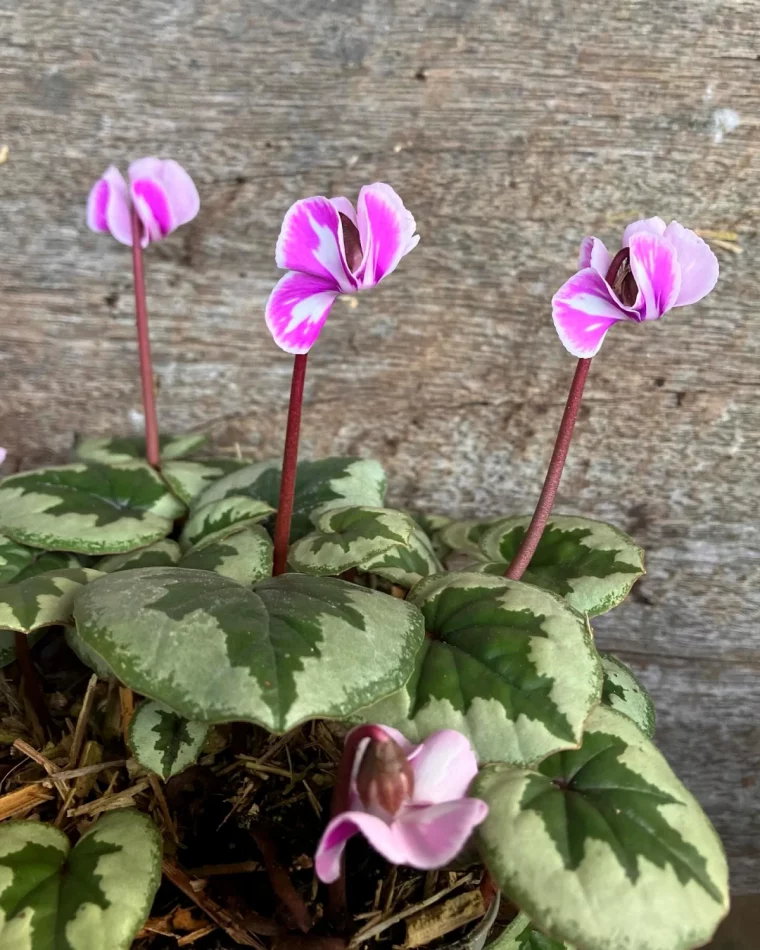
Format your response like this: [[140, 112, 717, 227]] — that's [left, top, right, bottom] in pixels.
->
[[1, 0, 758, 894]]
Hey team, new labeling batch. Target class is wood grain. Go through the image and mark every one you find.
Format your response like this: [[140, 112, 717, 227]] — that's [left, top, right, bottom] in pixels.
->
[[0, 0, 758, 892]]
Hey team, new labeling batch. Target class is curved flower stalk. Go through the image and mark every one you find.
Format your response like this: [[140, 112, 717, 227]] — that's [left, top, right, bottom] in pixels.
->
[[316, 724, 487, 890], [266, 184, 419, 574], [87, 159, 200, 468], [506, 218, 718, 581]]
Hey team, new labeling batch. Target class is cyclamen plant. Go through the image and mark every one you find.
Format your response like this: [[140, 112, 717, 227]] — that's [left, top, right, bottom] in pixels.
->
[[0, 162, 729, 950]]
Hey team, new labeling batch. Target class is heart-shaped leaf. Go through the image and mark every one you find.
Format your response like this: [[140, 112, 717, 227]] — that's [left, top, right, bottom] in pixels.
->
[[180, 525, 273, 585], [129, 700, 209, 779], [0, 462, 186, 555], [97, 540, 182, 573], [73, 567, 424, 731], [180, 496, 276, 551], [495, 913, 574, 949], [600, 652, 655, 738], [162, 458, 250, 506], [362, 522, 443, 588], [0, 808, 161, 949], [477, 516, 644, 616], [0, 568, 103, 634], [64, 624, 115, 680], [0, 536, 81, 584], [439, 519, 498, 558], [76, 433, 207, 464], [475, 707, 729, 950], [195, 457, 387, 542], [353, 572, 601, 765], [288, 506, 417, 576]]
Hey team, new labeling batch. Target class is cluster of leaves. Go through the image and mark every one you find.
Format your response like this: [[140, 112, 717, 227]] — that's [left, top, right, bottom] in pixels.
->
[[0, 436, 728, 949]]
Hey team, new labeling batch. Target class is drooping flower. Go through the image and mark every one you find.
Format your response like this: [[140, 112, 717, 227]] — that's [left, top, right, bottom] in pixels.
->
[[552, 217, 719, 358], [314, 726, 487, 883], [87, 158, 200, 247], [265, 183, 419, 354]]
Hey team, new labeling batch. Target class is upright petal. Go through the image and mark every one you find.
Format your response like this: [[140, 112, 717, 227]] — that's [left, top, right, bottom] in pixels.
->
[[664, 221, 719, 307], [394, 799, 489, 869], [275, 196, 356, 292], [552, 268, 629, 357], [330, 196, 358, 226], [265, 271, 340, 354], [314, 811, 410, 883], [578, 236, 611, 277], [127, 157, 199, 246], [86, 166, 132, 245], [0, 448, 6, 467], [628, 232, 681, 320], [408, 731, 479, 804], [622, 216, 667, 246], [356, 183, 419, 287]]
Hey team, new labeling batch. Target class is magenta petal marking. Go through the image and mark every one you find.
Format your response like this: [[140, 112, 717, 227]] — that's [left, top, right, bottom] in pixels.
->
[[275, 196, 355, 292], [628, 232, 681, 320], [663, 221, 719, 307], [622, 216, 667, 246], [408, 731, 479, 804], [131, 178, 173, 245], [552, 268, 629, 357], [315, 811, 410, 883], [394, 799, 489, 869], [578, 236, 611, 277], [0, 448, 6, 467], [87, 166, 131, 245], [265, 270, 340, 354], [356, 183, 419, 287], [86, 179, 110, 233]]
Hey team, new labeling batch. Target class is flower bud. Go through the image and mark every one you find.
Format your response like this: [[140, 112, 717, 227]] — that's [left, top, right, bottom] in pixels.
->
[[356, 736, 414, 816]]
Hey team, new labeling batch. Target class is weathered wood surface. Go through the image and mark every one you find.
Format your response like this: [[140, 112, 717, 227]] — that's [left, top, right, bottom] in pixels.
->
[[0, 0, 758, 892]]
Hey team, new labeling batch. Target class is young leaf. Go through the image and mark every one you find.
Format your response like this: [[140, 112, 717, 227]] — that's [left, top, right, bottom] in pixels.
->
[[493, 913, 574, 949], [0, 568, 103, 634], [129, 700, 209, 779], [361, 522, 444, 588], [475, 707, 729, 950], [353, 572, 601, 765], [0, 809, 162, 949], [195, 456, 387, 542], [97, 540, 182, 573], [477, 516, 644, 616], [600, 652, 656, 738], [180, 496, 276, 551], [76, 432, 207, 464], [162, 458, 250, 506], [288, 506, 417, 576], [179, 525, 273, 585], [73, 567, 424, 731], [0, 536, 81, 584], [0, 462, 186, 555]]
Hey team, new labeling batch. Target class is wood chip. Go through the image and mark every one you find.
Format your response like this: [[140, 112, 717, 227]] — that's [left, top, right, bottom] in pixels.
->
[[68, 674, 98, 768], [66, 778, 150, 817], [403, 889, 486, 948], [0, 783, 53, 820], [13, 739, 68, 800]]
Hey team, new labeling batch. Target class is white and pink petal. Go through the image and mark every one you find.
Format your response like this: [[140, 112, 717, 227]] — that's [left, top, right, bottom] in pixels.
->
[[578, 236, 611, 277], [314, 811, 411, 883], [393, 799, 489, 869], [622, 216, 667, 246], [86, 166, 132, 245], [408, 730, 479, 805], [552, 268, 629, 358], [275, 196, 356, 292], [628, 232, 682, 320], [356, 183, 419, 287], [265, 271, 340, 354], [663, 220, 719, 307]]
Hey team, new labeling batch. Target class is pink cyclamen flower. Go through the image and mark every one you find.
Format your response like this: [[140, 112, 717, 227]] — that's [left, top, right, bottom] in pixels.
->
[[552, 217, 719, 358], [0, 448, 6, 467], [87, 158, 199, 247], [265, 183, 419, 354], [314, 726, 487, 883]]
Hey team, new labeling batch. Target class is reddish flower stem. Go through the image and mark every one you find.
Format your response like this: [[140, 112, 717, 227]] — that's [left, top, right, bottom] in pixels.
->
[[272, 354, 308, 575], [130, 209, 161, 469]]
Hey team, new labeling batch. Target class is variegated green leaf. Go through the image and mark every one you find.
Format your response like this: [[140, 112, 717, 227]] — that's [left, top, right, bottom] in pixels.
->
[[0, 537, 81, 584], [162, 458, 250, 506], [0, 568, 103, 634], [491, 913, 574, 949], [0, 463, 186, 555], [600, 652, 656, 738], [439, 519, 498, 557], [179, 525, 273, 585], [288, 506, 417, 576], [64, 624, 115, 680], [0, 808, 161, 949], [475, 707, 729, 950], [362, 522, 444, 588], [180, 496, 275, 551], [477, 516, 644, 616], [196, 456, 387, 542], [73, 567, 424, 731], [353, 572, 601, 765], [411, 513, 454, 561], [97, 540, 182, 573], [76, 433, 207, 464], [129, 700, 208, 779]]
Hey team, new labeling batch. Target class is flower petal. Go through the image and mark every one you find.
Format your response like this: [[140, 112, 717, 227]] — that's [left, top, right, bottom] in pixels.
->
[[330, 196, 358, 226], [265, 271, 339, 354], [578, 236, 611, 277], [0, 448, 6, 467], [408, 730, 479, 804], [314, 811, 410, 883], [356, 183, 419, 287], [394, 799, 489, 868], [664, 221, 719, 307], [86, 166, 132, 245], [552, 268, 629, 357], [622, 216, 667, 246], [275, 196, 355, 292], [628, 232, 681, 320]]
